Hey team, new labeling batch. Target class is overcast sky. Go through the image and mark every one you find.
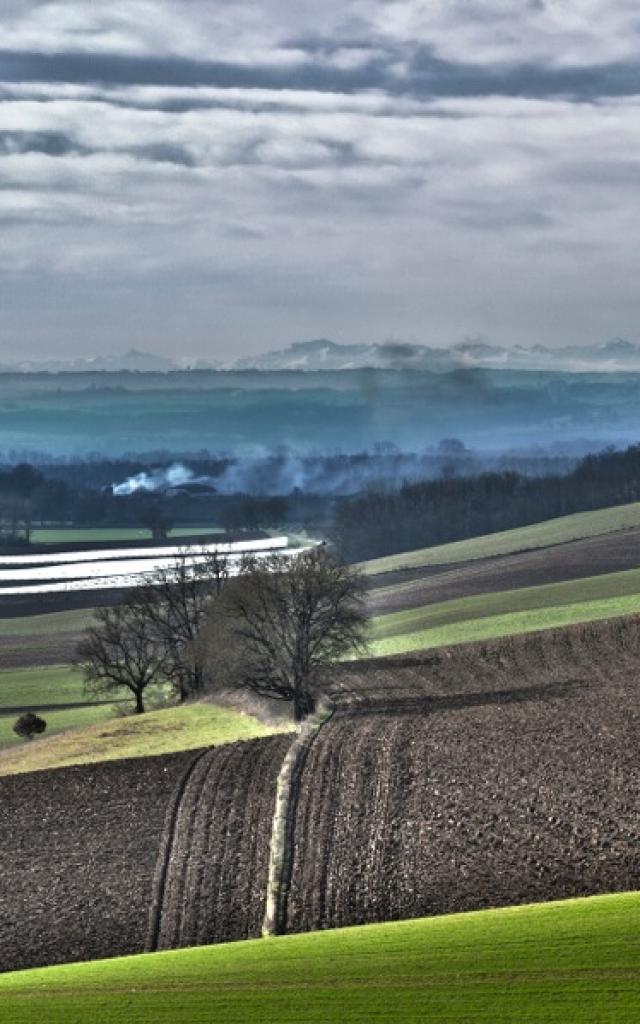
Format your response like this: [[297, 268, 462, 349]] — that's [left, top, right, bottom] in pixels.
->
[[2, 1, 640, 361]]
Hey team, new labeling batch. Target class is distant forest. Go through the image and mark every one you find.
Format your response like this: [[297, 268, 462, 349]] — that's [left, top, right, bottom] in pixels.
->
[[333, 445, 640, 561], [0, 444, 639, 559]]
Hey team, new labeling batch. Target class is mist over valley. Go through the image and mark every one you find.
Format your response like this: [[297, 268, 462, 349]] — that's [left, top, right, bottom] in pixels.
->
[[1, 362, 640, 459]]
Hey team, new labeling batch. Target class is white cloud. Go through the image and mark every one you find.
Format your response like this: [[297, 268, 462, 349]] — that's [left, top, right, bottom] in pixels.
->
[[363, 0, 640, 69], [5, 1, 640, 71], [2, 3, 640, 354]]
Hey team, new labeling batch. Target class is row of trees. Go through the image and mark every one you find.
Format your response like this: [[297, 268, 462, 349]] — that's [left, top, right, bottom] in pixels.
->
[[333, 444, 640, 562], [76, 547, 367, 721]]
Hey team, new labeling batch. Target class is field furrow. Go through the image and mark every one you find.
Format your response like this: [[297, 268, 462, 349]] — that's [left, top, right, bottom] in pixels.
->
[[152, 735, 291, 951], [0, 749, 198, 974]]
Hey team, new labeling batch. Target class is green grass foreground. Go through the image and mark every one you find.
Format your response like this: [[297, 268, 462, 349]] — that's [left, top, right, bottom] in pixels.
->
[[362, 501, 640, 573], [1, 892, 638, 1023], [0, 701, 290, 776]]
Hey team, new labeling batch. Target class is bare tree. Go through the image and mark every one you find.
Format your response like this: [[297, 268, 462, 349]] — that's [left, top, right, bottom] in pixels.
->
[[76, 597, 168, 714], [197, 547, 367, 721], [136, 497, 174, 541], [136, 549, 229, 700]]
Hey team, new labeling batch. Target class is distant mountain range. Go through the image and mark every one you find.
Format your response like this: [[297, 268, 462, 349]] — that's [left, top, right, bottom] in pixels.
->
[[4, 337, 640, 373], [234, 337, 640, 372]]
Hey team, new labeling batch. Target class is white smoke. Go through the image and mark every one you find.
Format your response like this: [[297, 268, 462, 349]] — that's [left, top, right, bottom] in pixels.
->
[[113, 463, 215, 496], [111, 446, 576, 498]]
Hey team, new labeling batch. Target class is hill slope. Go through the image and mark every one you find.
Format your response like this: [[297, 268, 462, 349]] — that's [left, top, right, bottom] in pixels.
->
[[1, 892, 638, 1023], [0, 702, 288, 777], [2, 616, 638, 974], [363, 502, 640, 574], [0, 735, 292, 973]]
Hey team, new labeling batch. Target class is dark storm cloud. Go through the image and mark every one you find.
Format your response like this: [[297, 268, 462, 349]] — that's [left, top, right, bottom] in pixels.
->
[[0, 130, 88, 156], [0, 129, 195, 167], [2, 46, 640, 101], [406, 49, 640, 101], [0, 49, 387, 93]]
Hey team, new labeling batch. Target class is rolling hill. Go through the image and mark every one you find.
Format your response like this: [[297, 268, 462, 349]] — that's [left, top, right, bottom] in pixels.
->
[[362, 501, 640, 574], [0, 702, 287, 777], [1, 616, 638, 976], [1, 892, 638, 1023]]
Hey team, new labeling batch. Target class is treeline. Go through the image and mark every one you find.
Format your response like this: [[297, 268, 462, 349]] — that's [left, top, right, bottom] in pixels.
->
[[333, 444, 640, 562]]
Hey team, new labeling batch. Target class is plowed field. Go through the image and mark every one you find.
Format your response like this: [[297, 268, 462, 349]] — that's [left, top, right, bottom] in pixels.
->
[[2, 616, 640, 977], [285, 617, 640, 933], [149, 734, 292, 951], [0, 749, 198, 973]]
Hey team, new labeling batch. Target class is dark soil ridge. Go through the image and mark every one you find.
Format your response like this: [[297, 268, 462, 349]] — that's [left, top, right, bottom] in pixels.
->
[[0, 698, 123, 714], [325, 613, 640, 704]]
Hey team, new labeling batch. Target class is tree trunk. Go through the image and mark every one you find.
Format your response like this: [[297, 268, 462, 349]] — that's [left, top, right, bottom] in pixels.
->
[[134, 690, 145, 714], [191, 664, 205, 696], [293, 689, 315, 723]]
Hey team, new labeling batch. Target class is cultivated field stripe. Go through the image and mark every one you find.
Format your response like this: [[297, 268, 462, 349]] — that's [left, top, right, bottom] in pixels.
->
[[370, 565, 640, 640], [369, 594, 640, 656]]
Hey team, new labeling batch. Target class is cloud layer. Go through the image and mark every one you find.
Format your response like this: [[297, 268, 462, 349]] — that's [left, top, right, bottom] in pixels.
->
[[1, 2, 640, 358]]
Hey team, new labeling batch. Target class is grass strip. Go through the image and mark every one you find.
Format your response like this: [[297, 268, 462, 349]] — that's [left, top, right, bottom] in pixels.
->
[[371, 565, 640, 641], [369, 593, 640, 656], [0, 891, 637, 1023], [0, 664, 92, 710], [0, 703, 116, 750]]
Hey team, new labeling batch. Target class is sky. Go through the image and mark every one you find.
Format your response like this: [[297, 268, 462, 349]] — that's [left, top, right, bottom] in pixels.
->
[[1, 1, 640, 361]]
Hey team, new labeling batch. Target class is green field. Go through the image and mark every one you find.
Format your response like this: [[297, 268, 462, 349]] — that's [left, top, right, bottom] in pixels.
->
[[371, 566, 640, 643], [369, 594, 640, 656], [1, 891, 637, 1023], [0, 703, 116, 751], [29, 527, 222, 544], [0, 701, 291, 776], [0, 664, 93, 709], [0, 664, 122, 753], [0, 608, 94, 638], [362, 501, 640, 574]]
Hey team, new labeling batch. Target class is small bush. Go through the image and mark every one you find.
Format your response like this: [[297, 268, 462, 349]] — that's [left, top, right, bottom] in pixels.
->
[[13, 712, 47, 742]]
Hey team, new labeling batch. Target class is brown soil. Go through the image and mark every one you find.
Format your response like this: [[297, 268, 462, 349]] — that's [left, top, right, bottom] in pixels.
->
[[0, 588, 121, 620], [148, 734, 292, 951], [0, 633, 84, 669], [0, 749, 199, 973], [287, 617, 640, 932]]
